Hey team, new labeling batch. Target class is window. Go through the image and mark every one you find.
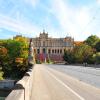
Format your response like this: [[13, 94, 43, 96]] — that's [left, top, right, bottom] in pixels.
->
[[60, 49, 62, 54], [43, 48, 46, 54], [58, 49, 59, 53], [52, 49, 54, 53], [48, 49, 51, 54], [37, 49, 40, 54]]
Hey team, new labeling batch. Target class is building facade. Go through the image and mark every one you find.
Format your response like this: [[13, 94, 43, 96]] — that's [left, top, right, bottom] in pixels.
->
[[32, 30, 74, 62]]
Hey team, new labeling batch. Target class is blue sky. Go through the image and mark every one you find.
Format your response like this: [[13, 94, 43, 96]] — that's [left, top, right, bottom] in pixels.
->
[[0, 0, 100, 40]]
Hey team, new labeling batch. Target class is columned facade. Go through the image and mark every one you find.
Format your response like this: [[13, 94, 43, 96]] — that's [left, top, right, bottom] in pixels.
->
[[32, 30, 74, 62]]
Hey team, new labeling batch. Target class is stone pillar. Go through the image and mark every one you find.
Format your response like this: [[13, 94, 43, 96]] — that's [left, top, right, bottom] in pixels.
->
[[40, 47, 42, 54]]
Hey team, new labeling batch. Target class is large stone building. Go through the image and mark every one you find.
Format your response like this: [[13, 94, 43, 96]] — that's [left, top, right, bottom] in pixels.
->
[[31, 30, 74, 62]]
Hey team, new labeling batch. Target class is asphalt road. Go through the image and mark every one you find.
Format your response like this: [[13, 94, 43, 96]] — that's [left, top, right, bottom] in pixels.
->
[[48, 64, 100, 88], [31, 64, 100, 100]]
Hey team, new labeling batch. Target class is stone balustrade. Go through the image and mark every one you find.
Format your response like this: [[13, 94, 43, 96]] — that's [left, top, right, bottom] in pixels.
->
[[6, 66, 34, 100]]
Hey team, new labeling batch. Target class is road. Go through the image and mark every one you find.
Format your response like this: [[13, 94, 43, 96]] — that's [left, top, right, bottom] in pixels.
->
[[31, 64, 100, 100], [49, 64, 100, 88]]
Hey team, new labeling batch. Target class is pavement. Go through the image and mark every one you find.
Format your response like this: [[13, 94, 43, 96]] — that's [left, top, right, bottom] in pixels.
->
[[31, 64, 100, 100]]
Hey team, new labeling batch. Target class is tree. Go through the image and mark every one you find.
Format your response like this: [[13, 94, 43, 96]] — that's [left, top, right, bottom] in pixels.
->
[[0, 37, 29, 79], [63, 50, 75, 64], [0, 46, 11, 77], [73, 44, 94, 63], [95, 41, 100, 52], [0, 71, 4, 80], [85, 35, 100, 48], [6, 40, 23, 59], [14, 36, 29, 58], [93, 52, 100, 64]]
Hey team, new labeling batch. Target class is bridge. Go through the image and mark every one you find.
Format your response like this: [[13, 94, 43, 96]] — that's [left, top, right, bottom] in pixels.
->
[[6, 40, 100, 100]]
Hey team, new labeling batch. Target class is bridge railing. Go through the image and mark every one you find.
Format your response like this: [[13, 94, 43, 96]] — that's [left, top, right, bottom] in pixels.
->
[[6, 66, 34, 100]]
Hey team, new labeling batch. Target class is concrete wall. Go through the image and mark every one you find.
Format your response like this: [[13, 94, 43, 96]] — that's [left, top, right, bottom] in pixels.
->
[[6, 65, 34, 100]]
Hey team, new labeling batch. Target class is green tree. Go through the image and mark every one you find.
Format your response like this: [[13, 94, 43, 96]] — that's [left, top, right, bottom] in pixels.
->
[[73, 44, 94, 63], [0, 37, 29, 79], [63, 50, 75, 64], [0, 71, 4, 80], [95, 41, 100, 52], [6, 40, 23, 59], [14, 36, 29, 58], [85, 35, 100, 48], [93, 52, 100, 64]]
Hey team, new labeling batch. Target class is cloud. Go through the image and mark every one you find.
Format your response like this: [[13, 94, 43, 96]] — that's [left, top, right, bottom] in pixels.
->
[[24, 0, 39, 7], [51, 0, 70, 30], [97, 0, 100, 4], [50, 0, 100, 40], [0, 14, 41, 36], [0, 0, 99, 40]]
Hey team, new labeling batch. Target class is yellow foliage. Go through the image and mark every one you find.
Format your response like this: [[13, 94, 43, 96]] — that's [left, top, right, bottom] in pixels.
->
[[15, 58, 24, 63], [14, 36, 28, 43]]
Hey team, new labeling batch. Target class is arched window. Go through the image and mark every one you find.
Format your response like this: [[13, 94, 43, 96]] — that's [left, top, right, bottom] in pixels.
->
[[58, 49, 59, 53], [52, 49, 54, 53]]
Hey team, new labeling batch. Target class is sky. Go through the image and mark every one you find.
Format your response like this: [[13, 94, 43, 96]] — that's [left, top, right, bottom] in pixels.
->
[[0, 0, 100, 41]]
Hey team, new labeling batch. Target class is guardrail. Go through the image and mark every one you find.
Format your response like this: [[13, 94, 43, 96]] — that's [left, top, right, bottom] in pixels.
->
[[6, 65, 34, 100]]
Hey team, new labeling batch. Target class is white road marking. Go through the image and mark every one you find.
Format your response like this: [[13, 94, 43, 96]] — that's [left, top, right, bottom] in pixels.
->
[[46, 69, 85, 100]]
